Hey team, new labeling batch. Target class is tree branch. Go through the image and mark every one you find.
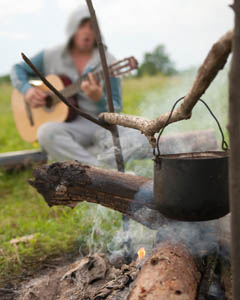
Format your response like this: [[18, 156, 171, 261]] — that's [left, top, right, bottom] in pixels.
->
[[85, 0, 125, 173], [100, 30, 233, 146]]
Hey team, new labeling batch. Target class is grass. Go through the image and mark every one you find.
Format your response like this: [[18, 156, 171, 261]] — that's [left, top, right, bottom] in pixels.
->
[[0, 71, 229, 285], [0, 168, 122, 284], [122, 74, 169, 115]]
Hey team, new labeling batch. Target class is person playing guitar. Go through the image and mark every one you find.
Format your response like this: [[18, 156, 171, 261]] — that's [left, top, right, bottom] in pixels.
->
[[10, 6, 123, 166]]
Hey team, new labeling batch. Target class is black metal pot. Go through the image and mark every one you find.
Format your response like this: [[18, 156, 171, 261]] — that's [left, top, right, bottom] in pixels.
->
[[153, 151, 229, 221], [153, 98, 229, 222]]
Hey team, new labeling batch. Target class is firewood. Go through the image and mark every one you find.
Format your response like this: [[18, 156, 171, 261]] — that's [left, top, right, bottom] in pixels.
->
[[29, 161, 167, 229], [0, 150, 47, 170], [128, 242, 200, 300]]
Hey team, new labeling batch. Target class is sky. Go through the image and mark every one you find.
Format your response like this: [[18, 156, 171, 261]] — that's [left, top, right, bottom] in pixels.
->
[[0, 0, 233, 76]]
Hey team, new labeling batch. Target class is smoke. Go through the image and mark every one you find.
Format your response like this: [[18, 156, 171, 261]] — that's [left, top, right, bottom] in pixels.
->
[[155, 216, 231, 258], [139, 67, 229, 140], [107, 220, 157, 262], [86, 67, 230, 264], [132, 179, 231, 258], [105, 210, 231, 266]]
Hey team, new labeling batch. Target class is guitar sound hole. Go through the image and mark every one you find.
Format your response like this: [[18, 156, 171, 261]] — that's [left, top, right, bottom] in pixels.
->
[[43, 95, 56, 113], [45, 95, 53, 108]]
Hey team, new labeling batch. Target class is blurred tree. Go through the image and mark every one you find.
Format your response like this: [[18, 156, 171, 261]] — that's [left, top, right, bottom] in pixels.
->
[[0, 74, 10, 84], [138, 44, 177, 76]]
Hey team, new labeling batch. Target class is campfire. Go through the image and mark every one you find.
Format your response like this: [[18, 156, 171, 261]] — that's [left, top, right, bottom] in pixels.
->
[[16, 0, 240, 298], [137, 247, 146, 261], [26, 161, 232, 300], [16, 201, 231, 300]]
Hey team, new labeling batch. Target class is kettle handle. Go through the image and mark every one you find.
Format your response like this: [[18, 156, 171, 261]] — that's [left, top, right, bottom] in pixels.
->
[[154, 97, 229, 157]]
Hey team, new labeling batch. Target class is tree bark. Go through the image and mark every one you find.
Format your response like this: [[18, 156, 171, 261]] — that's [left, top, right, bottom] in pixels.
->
[[229, 2, 240, 299], [100, 30, 232, 146], [129, 242, 200, 300], [29, 161, 168, 230]]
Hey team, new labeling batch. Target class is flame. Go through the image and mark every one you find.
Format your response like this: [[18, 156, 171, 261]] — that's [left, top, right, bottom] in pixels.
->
[[137, 247, 146, 260]]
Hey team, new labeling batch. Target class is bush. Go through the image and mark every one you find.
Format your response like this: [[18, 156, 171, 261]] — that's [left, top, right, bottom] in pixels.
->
[[138, 44, 177, 77]]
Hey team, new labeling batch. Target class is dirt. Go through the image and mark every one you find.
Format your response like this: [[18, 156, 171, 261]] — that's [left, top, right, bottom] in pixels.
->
[[0, 252, 80, 300], [0, 253, 138, 300]]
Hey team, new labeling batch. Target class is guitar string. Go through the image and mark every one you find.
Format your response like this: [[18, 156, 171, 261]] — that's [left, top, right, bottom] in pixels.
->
[[50, 62, 127, 104], [51, 69, 104, 103]]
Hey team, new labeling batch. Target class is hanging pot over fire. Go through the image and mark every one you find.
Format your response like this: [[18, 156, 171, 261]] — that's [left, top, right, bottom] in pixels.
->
[[153, 98, 229, 222]]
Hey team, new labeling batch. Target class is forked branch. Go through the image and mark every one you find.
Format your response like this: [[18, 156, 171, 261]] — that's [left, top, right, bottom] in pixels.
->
[[100, 30, 233, 146]]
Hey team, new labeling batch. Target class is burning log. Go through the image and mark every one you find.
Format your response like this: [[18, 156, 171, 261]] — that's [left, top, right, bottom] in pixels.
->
[[18, 245, 200, 300], [129, 243, 200, 300]]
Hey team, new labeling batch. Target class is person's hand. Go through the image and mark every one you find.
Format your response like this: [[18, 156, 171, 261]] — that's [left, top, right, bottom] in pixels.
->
[[25, 87, 47, 108], [81, 73, 103, 102]]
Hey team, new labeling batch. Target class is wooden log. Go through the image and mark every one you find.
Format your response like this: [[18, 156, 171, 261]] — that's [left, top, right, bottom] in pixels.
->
[[129, 242, 200, 300], [0, 150, 47, 170], [29, 161, 168, 229]]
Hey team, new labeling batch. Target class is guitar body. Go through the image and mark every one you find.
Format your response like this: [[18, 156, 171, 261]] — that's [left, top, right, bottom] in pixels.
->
[[11, 56, 138, 143], [11, 74, 71, 143]]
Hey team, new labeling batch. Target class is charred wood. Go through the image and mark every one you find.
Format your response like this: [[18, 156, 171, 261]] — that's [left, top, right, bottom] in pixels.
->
[[29, 161, 168, 230], [18, 253, 139, 300], [18, 246, 201, 300]]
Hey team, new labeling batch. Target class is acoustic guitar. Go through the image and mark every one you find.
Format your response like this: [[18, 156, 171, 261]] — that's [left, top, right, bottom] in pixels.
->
[[11, 57, 138, 143]]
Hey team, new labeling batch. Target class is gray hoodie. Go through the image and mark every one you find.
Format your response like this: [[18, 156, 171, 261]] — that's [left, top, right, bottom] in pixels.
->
[[10, 6, 122, 116]]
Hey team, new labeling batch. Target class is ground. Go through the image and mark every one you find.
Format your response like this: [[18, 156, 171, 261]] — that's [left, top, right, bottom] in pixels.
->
[[0, 70, 229, 294]]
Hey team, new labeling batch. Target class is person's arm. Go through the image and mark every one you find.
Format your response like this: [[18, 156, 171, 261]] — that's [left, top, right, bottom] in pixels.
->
[[10, 51, 45, 94], [10, 51, 47, 108]]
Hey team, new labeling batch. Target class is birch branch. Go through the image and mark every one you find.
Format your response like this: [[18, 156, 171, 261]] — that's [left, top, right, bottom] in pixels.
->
[[100, 30, 233, 146]]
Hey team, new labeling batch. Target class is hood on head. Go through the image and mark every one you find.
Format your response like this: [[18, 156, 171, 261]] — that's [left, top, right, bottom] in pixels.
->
[[65, 5, 106, 47]]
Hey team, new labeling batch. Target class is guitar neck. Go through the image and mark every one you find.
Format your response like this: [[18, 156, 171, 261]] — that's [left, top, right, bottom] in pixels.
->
[[50, 56, 138, 101], [60, 69, 104, 99]]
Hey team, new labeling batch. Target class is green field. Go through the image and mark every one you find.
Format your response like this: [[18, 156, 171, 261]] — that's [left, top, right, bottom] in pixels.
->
[[0, 70, 229, 285]]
